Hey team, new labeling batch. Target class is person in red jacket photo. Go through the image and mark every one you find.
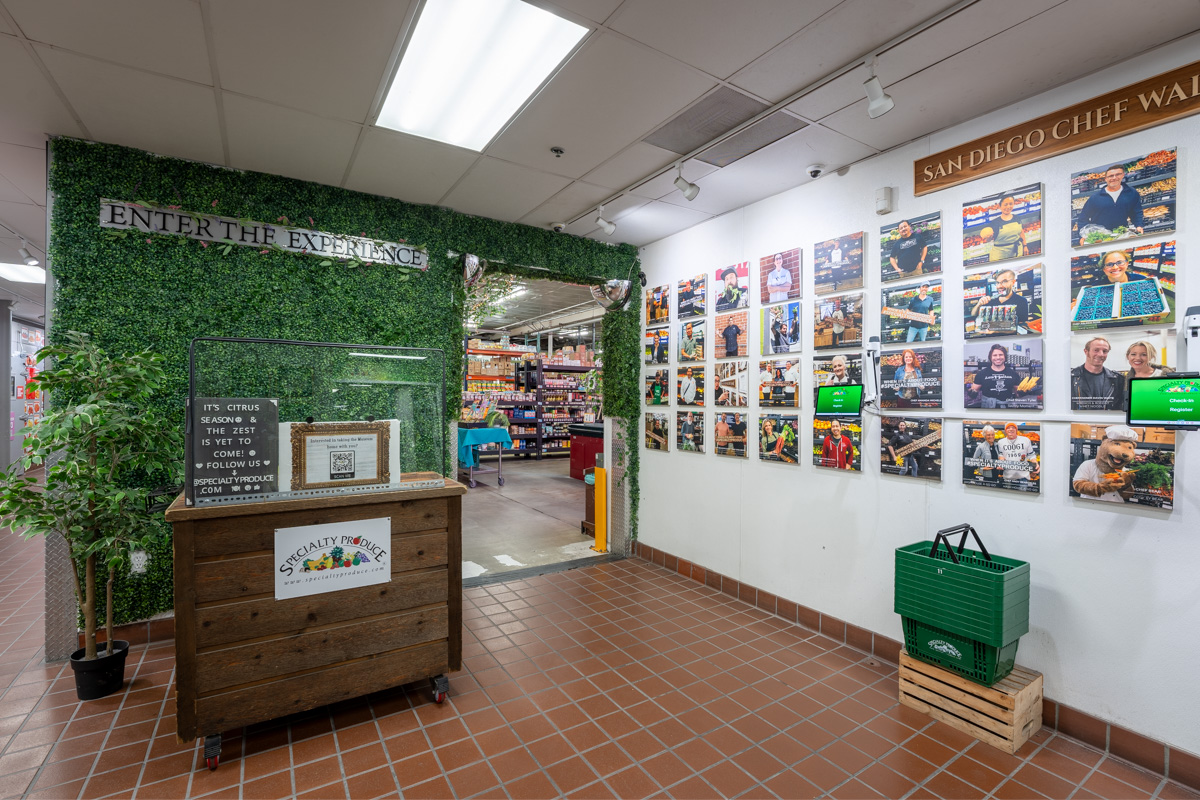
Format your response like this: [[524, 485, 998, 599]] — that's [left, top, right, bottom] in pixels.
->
[[820, 419, 856, 470]]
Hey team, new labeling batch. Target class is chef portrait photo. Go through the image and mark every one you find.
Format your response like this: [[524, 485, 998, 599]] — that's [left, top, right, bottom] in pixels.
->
[[1070, 149, 1176, 247], [962, 184, 1043, 267]]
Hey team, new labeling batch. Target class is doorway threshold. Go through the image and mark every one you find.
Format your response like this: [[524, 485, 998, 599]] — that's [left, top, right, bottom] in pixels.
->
[[463, 553, 624, 588]]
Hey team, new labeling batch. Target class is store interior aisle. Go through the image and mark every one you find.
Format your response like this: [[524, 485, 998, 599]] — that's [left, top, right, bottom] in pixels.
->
[[461, 458, 601, 583]]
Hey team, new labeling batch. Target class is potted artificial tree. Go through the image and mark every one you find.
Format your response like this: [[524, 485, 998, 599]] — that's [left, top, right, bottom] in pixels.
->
[[0, 331, 181, 699]]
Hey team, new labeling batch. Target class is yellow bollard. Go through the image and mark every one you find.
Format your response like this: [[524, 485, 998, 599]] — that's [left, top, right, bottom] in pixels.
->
[[592, 467, 607, 553]]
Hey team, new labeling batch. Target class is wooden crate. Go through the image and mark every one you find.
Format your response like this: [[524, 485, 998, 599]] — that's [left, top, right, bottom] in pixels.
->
[[899, 649, 1043, 754]]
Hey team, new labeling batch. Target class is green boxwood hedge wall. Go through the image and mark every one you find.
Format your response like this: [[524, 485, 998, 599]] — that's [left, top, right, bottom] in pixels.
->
[[48, 137, 641, 625]]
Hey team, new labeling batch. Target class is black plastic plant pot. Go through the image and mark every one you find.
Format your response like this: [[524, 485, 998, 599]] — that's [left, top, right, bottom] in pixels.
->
[[69, 640, 130, 701]]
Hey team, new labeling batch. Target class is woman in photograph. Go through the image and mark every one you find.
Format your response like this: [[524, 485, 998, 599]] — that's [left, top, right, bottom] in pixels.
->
[[986, 195, 1026, 261], [893, 348, 923, 401], [1098, 250, 1132, 284], [760, 417, 778, 456], [972, 424, 1000, 485], [1125, 340, 1170, 378]]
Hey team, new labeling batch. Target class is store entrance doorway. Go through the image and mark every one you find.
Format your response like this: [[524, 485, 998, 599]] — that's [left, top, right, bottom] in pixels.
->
[[459, 277, 606, 583]]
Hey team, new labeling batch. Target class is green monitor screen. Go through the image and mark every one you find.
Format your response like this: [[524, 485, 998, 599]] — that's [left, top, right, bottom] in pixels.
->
[[815, 383, 863, 417], [1127, 374, 1200, 428]]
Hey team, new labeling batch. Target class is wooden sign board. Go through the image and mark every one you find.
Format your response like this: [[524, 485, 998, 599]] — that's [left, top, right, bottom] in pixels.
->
[[915, 59, 1200, 195]]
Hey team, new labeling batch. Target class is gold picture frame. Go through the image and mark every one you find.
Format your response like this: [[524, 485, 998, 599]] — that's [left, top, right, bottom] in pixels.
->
[[290, 421, 391, 491]]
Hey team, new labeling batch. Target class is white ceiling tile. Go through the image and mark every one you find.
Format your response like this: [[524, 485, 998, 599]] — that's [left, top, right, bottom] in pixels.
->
[[610, 0, 840, 80], [223, 94, 360, 188], [518, 180, 614, 230], [487, 33, 715, 178], [588, 199, 711, 247], [629, 158, 718, 201], [344, 128, 477, 205], [542, 0, 623, 24], [36, 46, 223, 165], [0, 142, 46, 204], [0, 198, 47, 249], [0, 37, 82, 143], [730, 0, 961, 103], [441, 158, 572, 223], [5, 0, 211, 83], [582, 142, 679, 191], [208, 0, 412, 122]]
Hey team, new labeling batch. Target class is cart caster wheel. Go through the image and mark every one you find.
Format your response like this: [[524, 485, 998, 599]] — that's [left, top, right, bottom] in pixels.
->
[[497, 477, 505, 487], [434, 691, 447, 704], [206, 756, 219, 771], [468, 479, 477, 488], [430, 673, 449, 704]]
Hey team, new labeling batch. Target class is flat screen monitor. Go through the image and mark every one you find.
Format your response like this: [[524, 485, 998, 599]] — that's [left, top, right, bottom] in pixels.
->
[[815, 383, 864, 417], [1127, 373, 1200, 428]]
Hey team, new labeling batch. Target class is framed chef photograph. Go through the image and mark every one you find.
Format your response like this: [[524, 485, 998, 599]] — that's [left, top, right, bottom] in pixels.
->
[[677, 273, 707, 318], [963, 339, 1043, 410], [644, 328, 669, 364], [715, 311, 747, 359], [646, 284, 670, 327], [714, 262, 750, 311], [1068, 423, 1174, 510], [1070, 149, 1176, 248], [679, 319, 706, 362], [962, 184, 1042, 267], [644, 413, 669, 451], [881, 417, 943, 480], [812, 353, 863, 404], [880, 212, 941, 283], [1070, 241, 1175, 330], [813, 293, 863, 350], [880, 346, 942, 409], [813, 417, 861, 471], [676, 410, 705, 453], [677, 365, 705, 406], [713, 360, 749, 408], [760, 302, 801, 356], [881, 280, 941, 344], [760, 247, 802, 304], [759, 359, 801, 408], [814, 232, 864, 295], [963, 264, 1043, 339], [714, 412, 748, 458], [759, 414, 800, 464], [962, 420, 1040, 494]]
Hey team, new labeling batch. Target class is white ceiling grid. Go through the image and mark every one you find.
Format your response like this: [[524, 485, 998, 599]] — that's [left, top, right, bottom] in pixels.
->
[[0, 0, 1198, 323]]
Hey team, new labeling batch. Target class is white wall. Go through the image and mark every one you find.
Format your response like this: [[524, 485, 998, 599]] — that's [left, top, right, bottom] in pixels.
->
[[637, 35, 1200, 755]]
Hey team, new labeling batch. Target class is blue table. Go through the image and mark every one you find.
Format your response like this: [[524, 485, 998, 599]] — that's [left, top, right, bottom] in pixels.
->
[[457, 426, 513, 487]]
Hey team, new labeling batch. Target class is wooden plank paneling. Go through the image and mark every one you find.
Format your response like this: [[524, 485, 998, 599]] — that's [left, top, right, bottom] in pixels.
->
[[447, 495, 462, 672], [194, 531, 447, 603], [194, 569, 447, 648], [172, 520, 199, 743], [195, 640, 448, 734], [196, 607, 448, 693], [193, 499, 448, 557]]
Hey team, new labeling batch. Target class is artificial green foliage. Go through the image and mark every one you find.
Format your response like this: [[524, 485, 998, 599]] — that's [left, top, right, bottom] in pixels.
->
[[599, 300, 642, 540], [47, 138, 642, 623]]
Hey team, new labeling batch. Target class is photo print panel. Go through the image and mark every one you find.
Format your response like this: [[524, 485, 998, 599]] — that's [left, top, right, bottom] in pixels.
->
[[881, 280, 942, 344], [714, 360, 749, 408], [678, 273, 707, 318], [812, 353, 863, 403], [880, 346, 942, 409], [644, 328, 669, 364], [1070, 241, 1175, 330], [760, 414, 800, 464], [713, 411, 749, 458], [716, 311, 748, 359], [646, 284, 670, 327], [714, 262, 750, 311], [760, 301, 802, 356], [814, 232, 865, 295], [760, 247, 802, 304], [1069, 423, 1174, 510], [964, 340, 1043, 410], [644, 369, 671, 406], [676, 365, 705, 407], [814, 293, 863, 350], [677, 410, 705, 454], [1071, 148, 1176, 248], [1069, 330, 1175, 411], [813, 417, 861, 471], [881, 417, 944, 480], [963, 264, 1043, 338], [962, 184, 1042, 267], [962, 420, 1040, 494], [881, 212, 942, 283], [679, 319, 706, 362], [644, 413, 669, 451], [759, 359, 802, 408]]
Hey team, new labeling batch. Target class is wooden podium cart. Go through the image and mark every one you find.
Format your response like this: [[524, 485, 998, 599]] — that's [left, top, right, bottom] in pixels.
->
[[165, 473, 466, 769]]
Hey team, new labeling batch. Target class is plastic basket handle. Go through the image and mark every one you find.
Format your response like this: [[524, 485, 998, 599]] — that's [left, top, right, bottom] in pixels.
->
[[928, 532, 960, 564], [931, 523, 992, 562]]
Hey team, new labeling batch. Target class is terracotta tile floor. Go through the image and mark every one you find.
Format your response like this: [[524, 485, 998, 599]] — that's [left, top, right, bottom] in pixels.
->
[[0, 525, 1196, 799]]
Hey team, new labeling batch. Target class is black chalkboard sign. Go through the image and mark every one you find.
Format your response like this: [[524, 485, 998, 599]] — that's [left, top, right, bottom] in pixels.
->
[[191, 398, 279, 501]]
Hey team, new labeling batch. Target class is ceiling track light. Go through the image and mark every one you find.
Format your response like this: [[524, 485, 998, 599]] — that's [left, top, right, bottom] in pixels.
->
[[863, 58, 895, 119], [594, 205, 616, 236], [18, 239, 39, 267], [673, 165, 700, 201]]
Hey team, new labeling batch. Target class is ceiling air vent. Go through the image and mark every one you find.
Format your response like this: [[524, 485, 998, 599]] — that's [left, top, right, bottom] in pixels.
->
[[695, 111, 807, 168], [642, 87, 769, 155]]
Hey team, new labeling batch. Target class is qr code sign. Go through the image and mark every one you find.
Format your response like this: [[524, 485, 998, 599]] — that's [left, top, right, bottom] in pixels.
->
[[330, 451, 355, 479]]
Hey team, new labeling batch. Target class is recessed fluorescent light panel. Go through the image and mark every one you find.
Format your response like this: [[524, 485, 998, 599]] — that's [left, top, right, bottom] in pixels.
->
[[0, 263, 46, 284], [377, 0, 587, 151]]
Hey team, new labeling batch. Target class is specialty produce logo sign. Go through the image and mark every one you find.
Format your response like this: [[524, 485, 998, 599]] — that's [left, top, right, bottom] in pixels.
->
[[192, 397, 279, 499], [275, 517, 391, 600]]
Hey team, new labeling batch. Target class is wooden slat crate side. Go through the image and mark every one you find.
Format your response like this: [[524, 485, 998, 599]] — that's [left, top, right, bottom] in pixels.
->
[[446, 496, 462, 672], [193, 531, 448, 603], [173, 520, 199, 744], [900, 692, 1021, 754], [194, 569, 447, 648], [195, 606, 449, 693], [899, 678, 1015, 738], [193, 640, 449, 737], [900, 651, 1019, 710], [193, 499, 449, 558]]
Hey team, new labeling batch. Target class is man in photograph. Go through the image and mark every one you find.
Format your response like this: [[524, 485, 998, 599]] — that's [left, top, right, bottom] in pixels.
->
[[820, 419, 855, 470], [905, 283, 936, 342], [1076, 164, 1145, 243], [680, 412, 697, 451], [886, 420, 919, 477], [758, 363, 775, 404], [969, 344, 1020, 408], [784, 359, 802, 405], [680, 322, 701, 361], [731, 413, 747, 457], [970, 269, 1029, 331], [830, 305, 847, 346], [1071, 336, 1126, 410], [716, 267, 744, 311], [721, 317, 742, 357], [766, 253, 792, 302], [678, 279, 694, 315], [679, 367, 697, 405], [715, 413, 733, 455], [996, 422, 1038, 483], [889, 220, 928, 277]]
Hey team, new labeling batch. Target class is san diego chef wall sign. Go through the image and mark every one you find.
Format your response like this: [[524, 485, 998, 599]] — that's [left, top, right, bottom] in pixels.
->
[[275, 517, 391, 601], [915, 58, 1200, 195], [99, 199, 427, 269]]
